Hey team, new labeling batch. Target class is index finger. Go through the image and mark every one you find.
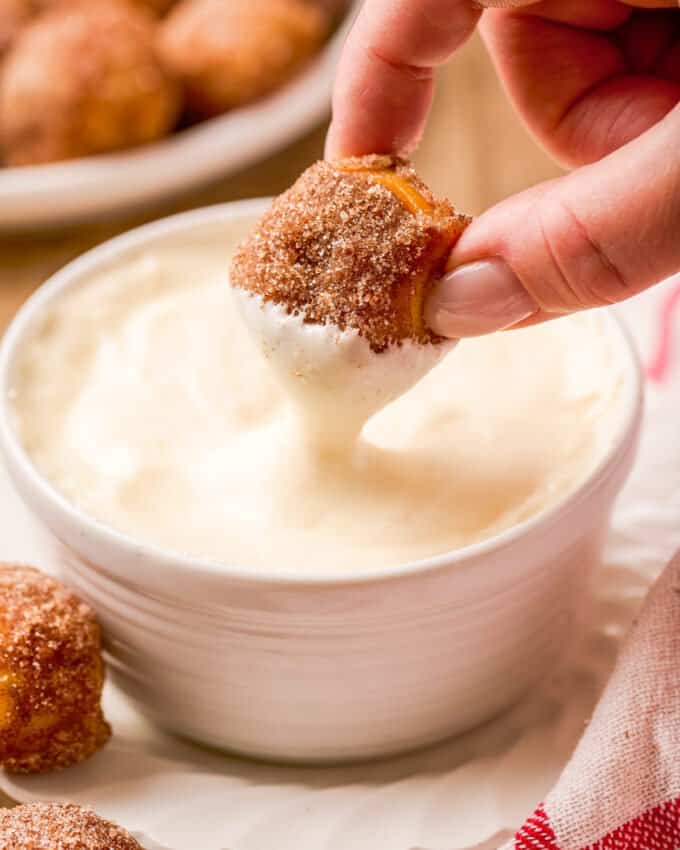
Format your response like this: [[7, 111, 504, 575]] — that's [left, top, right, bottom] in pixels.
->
[[325, 0, 485, 158]]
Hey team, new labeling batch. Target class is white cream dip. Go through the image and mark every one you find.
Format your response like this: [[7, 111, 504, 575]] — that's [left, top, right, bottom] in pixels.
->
[[231, 288, 455, 451], [9, 236, 624, 572]]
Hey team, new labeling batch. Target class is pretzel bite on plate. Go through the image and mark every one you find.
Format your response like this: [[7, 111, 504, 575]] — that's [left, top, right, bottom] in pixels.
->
[[158, 0, 328, 117], [0, 0, 180, 165], [0, 565, 110, 774], [0, 803, 142, 849]]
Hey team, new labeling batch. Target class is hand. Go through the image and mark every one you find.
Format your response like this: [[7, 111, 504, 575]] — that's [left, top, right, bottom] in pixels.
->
[[326, 0, 680, 337]]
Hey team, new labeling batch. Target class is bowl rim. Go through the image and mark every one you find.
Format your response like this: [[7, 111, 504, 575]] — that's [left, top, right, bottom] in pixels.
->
[[0, 199, 645, 587]]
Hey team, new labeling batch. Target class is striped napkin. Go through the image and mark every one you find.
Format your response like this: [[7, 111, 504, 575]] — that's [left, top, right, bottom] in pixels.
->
[[493, 551, 680, 850]]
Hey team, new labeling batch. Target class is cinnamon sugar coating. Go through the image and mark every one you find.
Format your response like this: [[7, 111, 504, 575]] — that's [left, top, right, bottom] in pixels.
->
[[158, 0, 328, 117], [0, 803, 142, 849], [0, 565, 110, 774], [231, 155, 470, 352]]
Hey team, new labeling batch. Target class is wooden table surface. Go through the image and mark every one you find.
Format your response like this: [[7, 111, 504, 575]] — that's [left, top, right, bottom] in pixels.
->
[[0, 32, 561, 811], [0, 34, 561, 333]]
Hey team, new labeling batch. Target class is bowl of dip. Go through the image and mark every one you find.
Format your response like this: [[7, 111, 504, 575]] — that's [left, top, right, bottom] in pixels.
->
[[0, 200, 643, 763]]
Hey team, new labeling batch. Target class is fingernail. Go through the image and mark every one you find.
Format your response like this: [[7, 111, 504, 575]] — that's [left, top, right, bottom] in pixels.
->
[[323, 123, 336, 160], [425, 259, 538, 338]]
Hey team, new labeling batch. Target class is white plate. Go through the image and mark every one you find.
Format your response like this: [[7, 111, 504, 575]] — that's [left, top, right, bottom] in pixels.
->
[[0, 8, 356, 230]]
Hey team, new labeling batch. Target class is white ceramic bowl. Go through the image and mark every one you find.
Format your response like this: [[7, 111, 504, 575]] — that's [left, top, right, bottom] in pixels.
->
[[0, 8, 355, 230], [0, 202, 644, 763]]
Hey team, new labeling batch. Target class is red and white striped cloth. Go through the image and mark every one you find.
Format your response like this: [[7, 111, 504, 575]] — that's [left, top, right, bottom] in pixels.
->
[[491, 547, 680, 850]]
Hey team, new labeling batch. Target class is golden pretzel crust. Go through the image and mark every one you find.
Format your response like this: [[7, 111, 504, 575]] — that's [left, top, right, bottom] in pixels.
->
[[0, 564, 110, 774], [0, 803, 142, 849], [231, 155, 470, 352]]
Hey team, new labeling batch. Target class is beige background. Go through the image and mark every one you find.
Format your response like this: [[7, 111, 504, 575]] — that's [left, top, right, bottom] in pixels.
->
[[0, 33, 561, 333], [0, 33, 561, 809]]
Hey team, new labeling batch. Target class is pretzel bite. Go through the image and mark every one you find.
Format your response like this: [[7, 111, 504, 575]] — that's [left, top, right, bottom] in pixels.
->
[[0, 0, 180, 165], [231, 155, 470, 352], [0, 565, 110, 774], [158, 0, 328, 117], [0, 803, 142, 849]]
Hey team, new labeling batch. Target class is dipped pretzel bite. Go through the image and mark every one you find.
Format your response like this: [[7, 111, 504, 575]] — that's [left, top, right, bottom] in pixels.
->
[[231, 155, 469, 352]]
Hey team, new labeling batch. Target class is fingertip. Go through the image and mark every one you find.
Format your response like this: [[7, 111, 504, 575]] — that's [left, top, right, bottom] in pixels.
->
[[425, 259, 538, 338]]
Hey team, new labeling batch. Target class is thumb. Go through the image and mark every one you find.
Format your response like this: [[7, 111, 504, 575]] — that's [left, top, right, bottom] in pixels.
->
[[425, 105, 680, 338]]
